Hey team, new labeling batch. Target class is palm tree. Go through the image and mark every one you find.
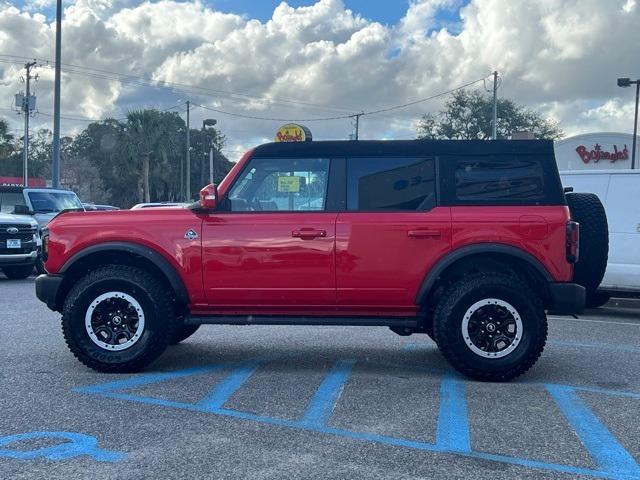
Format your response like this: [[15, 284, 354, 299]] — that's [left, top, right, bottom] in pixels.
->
[[119, 110, 181, 202], [0, 118, 15, 160]]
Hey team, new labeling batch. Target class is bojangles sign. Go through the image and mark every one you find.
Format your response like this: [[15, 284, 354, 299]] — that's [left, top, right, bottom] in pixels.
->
[[575, 143, 629, 164]]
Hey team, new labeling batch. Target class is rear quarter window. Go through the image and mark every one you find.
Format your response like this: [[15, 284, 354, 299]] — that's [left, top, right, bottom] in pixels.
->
[[440, 155, 564, 206]]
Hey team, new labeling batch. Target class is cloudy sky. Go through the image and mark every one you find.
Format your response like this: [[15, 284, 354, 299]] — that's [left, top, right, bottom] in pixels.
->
[[0, 0, 638, 160]]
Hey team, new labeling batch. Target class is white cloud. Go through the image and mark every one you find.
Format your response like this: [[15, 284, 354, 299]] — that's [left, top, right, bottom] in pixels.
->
[[0, 0, 638, 160]]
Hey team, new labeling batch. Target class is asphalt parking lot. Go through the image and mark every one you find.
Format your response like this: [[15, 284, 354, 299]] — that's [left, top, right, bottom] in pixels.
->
[[1, 276, 639, 480]]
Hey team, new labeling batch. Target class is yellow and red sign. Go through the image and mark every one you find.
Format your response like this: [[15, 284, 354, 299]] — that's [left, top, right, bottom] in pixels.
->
[[275, 123, 312, 142]]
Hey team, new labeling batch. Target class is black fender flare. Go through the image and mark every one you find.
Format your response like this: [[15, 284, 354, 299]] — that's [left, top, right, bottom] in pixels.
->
[[60, 241, 190, 305], [415, 243, 553, 305]]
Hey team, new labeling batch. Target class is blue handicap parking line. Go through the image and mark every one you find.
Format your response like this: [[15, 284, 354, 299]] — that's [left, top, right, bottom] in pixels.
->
[[74, 356, 640, 480], [547, 384, 640, 477], [0, 431, 125, 462], [300, 359, 356, 427], [436, 374, 470, 453], [197, 360, 261, 412]]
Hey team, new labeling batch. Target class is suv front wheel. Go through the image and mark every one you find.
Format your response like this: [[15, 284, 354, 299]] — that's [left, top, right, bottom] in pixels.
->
[[62, 265, 178, 373], [2, 265, 34, 279], [433, 272, 547, 381]]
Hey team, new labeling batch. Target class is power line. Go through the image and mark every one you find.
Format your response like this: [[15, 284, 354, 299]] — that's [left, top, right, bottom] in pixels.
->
[[191, 76, 489, 123], [0, 54, 356, 115]]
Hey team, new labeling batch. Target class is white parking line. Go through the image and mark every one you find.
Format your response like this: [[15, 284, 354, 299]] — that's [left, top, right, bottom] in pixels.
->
[[549, 316, 640, 327]]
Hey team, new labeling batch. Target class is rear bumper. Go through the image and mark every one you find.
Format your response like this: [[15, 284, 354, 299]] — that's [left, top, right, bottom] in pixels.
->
[[548, 282, 585, 315], [35, 274, 63, 311]]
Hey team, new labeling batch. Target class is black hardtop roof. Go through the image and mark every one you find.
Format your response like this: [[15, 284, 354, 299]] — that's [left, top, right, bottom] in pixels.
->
[[252, 139, 555, 158]]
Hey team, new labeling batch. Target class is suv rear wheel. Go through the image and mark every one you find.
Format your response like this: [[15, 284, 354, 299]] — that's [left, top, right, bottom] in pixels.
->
[[62, 265, 178, 373], [433, 272, 547, 381]]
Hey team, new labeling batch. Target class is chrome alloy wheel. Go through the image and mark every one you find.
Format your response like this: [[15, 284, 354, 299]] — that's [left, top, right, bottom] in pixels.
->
[[84, 292, 145, 351], [461, 298, 523, 359]]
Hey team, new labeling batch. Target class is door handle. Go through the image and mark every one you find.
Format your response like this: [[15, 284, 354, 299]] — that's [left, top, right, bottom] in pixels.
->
[[407, 230, 441, 239], [292, 229, 327, 239]]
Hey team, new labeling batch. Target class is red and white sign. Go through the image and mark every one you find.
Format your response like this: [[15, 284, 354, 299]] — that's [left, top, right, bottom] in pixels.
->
[[0, 176, 47, 187], [575, 144, 629, 164]]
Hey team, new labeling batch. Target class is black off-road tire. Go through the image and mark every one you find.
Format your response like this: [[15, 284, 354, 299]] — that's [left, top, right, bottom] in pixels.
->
[[2, 264, 34, 279], [62, 265, 178, 373], [170, 323, 200, 345], [433, 272, 547, 381], [565, 193, 608, 294]]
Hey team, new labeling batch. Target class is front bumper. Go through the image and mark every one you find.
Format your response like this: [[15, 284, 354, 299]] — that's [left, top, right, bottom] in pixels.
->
[[35, 274, 63, 311], [548, 282, 585, 315], [0, 250, 37, 266]]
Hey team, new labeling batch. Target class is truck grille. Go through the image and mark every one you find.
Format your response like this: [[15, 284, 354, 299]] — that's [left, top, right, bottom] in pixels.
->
[[0, 224, 37, 242]]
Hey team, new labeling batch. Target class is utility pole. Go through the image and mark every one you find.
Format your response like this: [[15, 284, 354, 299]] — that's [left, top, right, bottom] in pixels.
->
[[492, 71, 498, 140], [617, 78, 640, 169], [350, 112, 364, 140], [22, 61, 37, 187], [186, 100, 190, 201], [51, 0, 62, 188]]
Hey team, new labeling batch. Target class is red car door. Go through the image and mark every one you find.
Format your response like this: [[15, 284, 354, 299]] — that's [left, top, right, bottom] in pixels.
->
[[202, 156, 337, 313], [336, 156, 452, 316]]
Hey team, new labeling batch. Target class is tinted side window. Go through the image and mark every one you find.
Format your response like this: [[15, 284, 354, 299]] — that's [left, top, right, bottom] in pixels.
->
[[454, 157, 544, 201], [0, 192, 26, 213], [227, 157, 329, 212], [347, 157, 436, 211]]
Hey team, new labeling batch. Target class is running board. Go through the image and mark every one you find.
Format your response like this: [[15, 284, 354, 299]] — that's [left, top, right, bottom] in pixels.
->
[[185, 315, 420, 328]]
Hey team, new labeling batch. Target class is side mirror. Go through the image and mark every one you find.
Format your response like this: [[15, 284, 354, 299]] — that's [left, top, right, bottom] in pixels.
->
[[199, 184, 218, 210], [13, 204, 33, 215]]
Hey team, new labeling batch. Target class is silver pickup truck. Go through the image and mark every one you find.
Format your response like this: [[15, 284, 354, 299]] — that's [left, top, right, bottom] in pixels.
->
[[0, 212, 40, 279]]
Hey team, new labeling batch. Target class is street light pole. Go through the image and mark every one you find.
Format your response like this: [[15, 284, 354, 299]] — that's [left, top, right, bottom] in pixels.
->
[[202, 118, 217, 185], [617, 77, 639, 169], [51, 0, 62, 188], [633, 81, 639, 170], [492, 71, 498, 140]]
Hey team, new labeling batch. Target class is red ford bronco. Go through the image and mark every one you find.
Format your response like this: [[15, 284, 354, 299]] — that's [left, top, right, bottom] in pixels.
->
[[36, 140, 602, 381]]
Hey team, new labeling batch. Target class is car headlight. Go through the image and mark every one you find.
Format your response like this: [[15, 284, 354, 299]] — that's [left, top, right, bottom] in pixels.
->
[[41, 228, 49, 261]]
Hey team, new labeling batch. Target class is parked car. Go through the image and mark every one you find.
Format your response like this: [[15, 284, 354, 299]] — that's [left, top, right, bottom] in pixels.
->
[[36, 140, 600, 381], [0, 186, 84, 273], [0, 212, 40, 279], [560, 169, 639, 307], [130, 202, 187, 209]]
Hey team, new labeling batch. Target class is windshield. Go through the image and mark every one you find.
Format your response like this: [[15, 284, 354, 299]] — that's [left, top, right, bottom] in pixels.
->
[[27, 191, 83, 213]]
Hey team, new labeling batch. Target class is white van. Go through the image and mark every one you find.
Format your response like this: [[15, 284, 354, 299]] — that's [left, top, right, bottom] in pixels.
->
[[560, 170, 640, 302]]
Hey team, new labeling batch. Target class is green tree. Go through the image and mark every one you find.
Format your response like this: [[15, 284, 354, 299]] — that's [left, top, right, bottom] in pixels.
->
[[72, 119, 134, 206], [417, 89, 563, 140], [0, 119, 14, 160], [118, 109, 184, 203], [0, 118, 21, 176]]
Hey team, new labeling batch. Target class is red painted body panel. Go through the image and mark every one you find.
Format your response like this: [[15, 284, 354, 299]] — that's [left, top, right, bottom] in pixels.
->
[[335, 208, 452, 314], [45, 208, 207, 304], [201, 212, 337, 311], [450, 206, 573, 282]]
